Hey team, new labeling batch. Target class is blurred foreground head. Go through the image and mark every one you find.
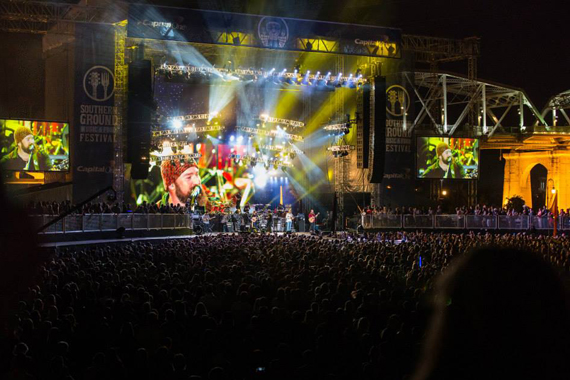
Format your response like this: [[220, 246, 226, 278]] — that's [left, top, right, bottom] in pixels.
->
[[413, 247, 570, 380]]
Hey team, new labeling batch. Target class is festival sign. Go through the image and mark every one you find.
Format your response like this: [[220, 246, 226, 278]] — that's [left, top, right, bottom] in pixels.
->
[[127, 4, 401, 58], [73, 24, 116, 202]]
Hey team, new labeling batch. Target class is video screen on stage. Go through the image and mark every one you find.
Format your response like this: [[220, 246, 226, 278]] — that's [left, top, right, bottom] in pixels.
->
[[0, 119, 70, 172], [416, 137, 479, 179], [128, 74, 352, 211]]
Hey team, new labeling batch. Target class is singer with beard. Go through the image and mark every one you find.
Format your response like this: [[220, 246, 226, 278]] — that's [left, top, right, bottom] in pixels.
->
[[1, 126, 51, 171], [159, 159, 204, 207], [421, 142, 465, 179]]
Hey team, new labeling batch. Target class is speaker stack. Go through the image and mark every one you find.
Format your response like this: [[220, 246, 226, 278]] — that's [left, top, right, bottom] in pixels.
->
[[127, 60, 153, 179]]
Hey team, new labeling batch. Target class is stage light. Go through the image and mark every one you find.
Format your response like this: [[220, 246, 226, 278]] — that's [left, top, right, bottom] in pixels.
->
[[212, 149, 216, 154], [237, 136, 243, 143], [172, 119, 183, 129], [230, 135, 235, 141], [254, 173, 268, 188], [218, 135, 222, 139]]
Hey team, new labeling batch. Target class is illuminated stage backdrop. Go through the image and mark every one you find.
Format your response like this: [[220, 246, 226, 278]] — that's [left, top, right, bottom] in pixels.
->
[[128, 75, 357, 210]]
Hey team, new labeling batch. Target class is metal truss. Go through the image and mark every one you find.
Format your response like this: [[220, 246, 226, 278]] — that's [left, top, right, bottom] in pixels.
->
[[402, 35, 480, 64], [0, 0, 125, 34], [405, 71, 546, 136], [113, 20, 128, 203], [542, 90, 570, 127]]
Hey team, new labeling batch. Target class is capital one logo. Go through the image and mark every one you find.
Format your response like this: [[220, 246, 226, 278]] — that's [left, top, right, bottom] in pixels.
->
[[83, 66, 115, 102]]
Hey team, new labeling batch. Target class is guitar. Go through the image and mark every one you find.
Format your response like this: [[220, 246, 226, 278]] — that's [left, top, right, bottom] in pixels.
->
[[308, 212, 320, 223]]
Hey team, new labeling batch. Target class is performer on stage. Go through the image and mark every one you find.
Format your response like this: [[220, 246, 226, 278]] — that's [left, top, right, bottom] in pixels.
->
[[159, 160, 203, 207], [285, 209, 294, 232], [1, 126, 52, 171], [308, 209, 320, 233], [421, 142, 465, 179]]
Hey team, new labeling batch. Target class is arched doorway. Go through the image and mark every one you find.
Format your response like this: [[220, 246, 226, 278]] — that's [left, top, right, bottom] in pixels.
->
[[530, 164, 548, 210]]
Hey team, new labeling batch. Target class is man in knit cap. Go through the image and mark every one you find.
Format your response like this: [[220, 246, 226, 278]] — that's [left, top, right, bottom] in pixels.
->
[[1, 125, 51, 171], [159, 159, 203, 207], [421, 141, 465, 178]]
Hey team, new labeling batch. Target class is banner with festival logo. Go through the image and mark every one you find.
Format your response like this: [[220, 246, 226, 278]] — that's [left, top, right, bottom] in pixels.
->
[[72, 24, 116, 202], [380, 57, 416, 205]]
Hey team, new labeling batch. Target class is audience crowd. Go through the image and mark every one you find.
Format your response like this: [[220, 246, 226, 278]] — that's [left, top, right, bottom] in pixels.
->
[[2, 232, 569, 380], [27, 201, 190, 216]]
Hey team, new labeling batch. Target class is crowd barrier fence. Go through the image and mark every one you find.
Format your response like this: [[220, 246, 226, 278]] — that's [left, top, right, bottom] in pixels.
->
[[362, 214, 564, 231], [33, 214, 193, 234]]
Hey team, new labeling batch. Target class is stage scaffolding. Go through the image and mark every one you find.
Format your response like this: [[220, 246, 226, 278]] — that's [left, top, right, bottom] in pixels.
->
[[2, 1, 488, 210]]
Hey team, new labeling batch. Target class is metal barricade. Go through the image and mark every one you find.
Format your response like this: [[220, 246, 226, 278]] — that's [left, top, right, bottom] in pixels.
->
[[434, 215, 465, 229], [100, 214, 117, 231], [65, 214, 84, 232], [83, 214, 101, 231], [531, 216, 552, 230], [465, 215, 497, 229], [162, 214, 175, 229], [148, 214, 162, 229], [369, 215, 402, 229], [42, 215, 64, 234], [175, 214, 186, 228], [117, 214, 132, 230], [498, 215, 529, 230], [132, 213, 148, 230], [558, 216, 570, 230], [403, 215, 434, 229]]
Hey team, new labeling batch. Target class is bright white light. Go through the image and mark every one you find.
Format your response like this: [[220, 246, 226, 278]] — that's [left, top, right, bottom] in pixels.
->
[[212, 149, 216, 154], [196, 143, 202, 151], [253, 167, 268, 188], [172, 120, 183, 129], [230, 135, 235, 141], [237, 136, 243, 143]]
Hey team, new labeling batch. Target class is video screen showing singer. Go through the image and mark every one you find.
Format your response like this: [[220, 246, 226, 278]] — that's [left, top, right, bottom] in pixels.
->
[[159, 159, 205, 207], [1, 126, 52, 171], [420, 142, 465, 179], [417, 137, 479, 179]]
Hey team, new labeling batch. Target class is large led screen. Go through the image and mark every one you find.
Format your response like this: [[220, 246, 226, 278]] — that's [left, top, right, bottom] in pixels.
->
[[128, 74, 357, 211], [0, 119, 69, 172], [417, 137, 479, 179]]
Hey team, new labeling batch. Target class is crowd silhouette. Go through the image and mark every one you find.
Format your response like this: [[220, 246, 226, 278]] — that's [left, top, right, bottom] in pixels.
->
[[1, 232, 569, 380]]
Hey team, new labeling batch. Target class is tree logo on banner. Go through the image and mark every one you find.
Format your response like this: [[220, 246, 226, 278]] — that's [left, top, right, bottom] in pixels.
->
[[83, 66, 115, 102], [258, 17, 289, 48], [386, 85, 410, 117]]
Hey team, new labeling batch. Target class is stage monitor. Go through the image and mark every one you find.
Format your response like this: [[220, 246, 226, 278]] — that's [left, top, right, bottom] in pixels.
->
[[0, 119, 70, 172], [416, 136, 479, 179]]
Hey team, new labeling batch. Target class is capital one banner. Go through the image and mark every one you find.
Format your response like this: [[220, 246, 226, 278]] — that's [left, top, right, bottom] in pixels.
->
[[73, 24, 116, 202]]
